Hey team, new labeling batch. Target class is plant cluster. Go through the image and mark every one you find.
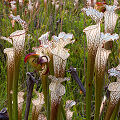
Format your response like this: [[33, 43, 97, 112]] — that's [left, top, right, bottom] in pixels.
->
[[0, 0, 120, 120]]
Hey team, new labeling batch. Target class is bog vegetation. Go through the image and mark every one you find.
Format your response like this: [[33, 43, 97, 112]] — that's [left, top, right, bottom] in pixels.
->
[[0, 0, 120, 120]]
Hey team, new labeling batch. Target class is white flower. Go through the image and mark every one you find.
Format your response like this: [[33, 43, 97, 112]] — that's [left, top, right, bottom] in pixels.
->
[[82, 7, 104, 23], [108, 82, 120, 104], [48, 75, 70, 103]]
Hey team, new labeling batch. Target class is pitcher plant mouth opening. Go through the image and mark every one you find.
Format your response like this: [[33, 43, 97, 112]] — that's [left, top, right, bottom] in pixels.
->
[[104, 82, 120, 120], [65, 100, 76, 120], [32, 92, 45, 120], [108, 82, 120, 104], [104, 5, 118, 34], [108, 64, 120, 80], [83, 23, 101, 55], [81, 7, 104, 23]]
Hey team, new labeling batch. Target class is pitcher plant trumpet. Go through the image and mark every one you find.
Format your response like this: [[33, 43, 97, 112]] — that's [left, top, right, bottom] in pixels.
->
[[105, 82, 120, 120], [4, 48, 14, 120]]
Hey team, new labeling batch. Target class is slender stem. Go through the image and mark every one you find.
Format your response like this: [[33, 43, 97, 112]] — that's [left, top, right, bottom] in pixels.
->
[[41, 75, 47, 108], [46, 75, 50, 120], [57, 101, 63, 120], [7, 66, 13, 120], [13, 56, 20, 120], [51, 100, 66, 120], [94, 69, 105, 120], [104, 102, 115, 120], [110, 100, 120, 120], [86, 53, 95, 120], [49, 56, 54, 76], [41, 74, 50, 120], [50, 102, 59, 120]]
